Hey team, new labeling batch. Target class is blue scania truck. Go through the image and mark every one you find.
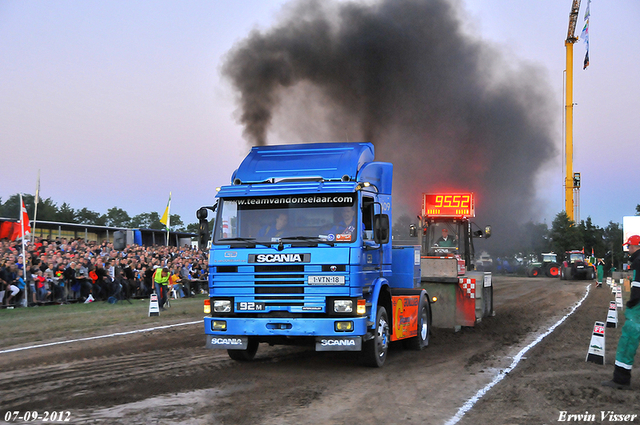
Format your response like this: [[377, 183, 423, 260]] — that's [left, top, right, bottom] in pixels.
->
[[197, 142, 432, 367]]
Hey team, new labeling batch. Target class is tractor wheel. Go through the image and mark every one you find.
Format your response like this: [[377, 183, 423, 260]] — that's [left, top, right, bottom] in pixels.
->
[[545, 262, 560, 278], [530, 267, 541, 277], [566, 267, 574, 280]]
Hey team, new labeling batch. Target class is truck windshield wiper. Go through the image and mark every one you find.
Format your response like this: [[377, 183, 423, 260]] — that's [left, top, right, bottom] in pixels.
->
[[221, 237, 271, 248], [279, 236, 335, 247]]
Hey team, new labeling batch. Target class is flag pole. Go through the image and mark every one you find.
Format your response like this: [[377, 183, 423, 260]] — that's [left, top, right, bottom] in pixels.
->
[[167, 192, 171, 246], [19, 193, 27, 273], [33, 170, 40, 240]]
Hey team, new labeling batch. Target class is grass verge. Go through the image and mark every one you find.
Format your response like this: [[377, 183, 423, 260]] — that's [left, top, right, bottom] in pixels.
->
[[1, 295, 207, 348]]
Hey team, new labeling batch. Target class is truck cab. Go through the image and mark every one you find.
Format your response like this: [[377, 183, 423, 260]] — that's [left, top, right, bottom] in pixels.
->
[[200, 143, 431, 367], [421, 218, 474, 278]]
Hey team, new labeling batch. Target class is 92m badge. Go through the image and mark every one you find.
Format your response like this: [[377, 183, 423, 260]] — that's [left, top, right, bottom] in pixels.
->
[[236, 302, 266, 311]]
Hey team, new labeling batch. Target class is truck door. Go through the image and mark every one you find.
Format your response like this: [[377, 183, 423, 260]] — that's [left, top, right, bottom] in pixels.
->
[[362, 195, 382, 284]]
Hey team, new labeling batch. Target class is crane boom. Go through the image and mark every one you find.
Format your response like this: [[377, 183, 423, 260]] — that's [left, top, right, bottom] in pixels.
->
[[565, 0, 582, 222], [566, 0, 582, 42]]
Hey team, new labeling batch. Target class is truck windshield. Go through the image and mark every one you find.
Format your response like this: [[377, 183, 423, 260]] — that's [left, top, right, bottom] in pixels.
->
[[425, 221, 461, 256], [214, 193, 358, 244]]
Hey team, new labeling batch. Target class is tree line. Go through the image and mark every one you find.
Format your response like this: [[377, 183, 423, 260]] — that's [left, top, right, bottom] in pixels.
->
[[0, 193, 199, 234]]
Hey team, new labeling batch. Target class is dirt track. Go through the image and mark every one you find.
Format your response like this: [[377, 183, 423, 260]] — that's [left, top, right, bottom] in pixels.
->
[[2, 276, 639, 425]]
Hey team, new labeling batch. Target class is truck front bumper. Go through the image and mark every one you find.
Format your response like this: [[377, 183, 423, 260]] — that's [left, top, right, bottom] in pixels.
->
[[204, 316, 369, 351]]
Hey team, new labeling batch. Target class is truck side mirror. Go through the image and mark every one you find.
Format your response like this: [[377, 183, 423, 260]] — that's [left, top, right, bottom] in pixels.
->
[[484, 225, 491, 239], [197, 207, 210, 249], [374, 214, 390, 244], [197, 207, 208, 221], [409, 224, 417, 238]]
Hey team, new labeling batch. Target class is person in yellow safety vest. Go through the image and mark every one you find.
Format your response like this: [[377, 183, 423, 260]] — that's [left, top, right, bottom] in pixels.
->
[[153, 267, 170, 311]]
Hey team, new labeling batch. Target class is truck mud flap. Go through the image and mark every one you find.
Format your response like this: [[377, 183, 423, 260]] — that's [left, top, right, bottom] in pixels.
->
[[315, 336, 362, 351], [206, 335, 248, 350]]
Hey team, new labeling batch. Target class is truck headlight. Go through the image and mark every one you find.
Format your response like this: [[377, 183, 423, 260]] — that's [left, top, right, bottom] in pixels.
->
[[213, 300, 231, 313], [335, 321, 354, 332], [212, 320, 227, 331], [334, 299, 353, 313]]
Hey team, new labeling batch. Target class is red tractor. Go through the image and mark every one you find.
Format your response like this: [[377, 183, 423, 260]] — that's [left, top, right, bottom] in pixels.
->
[[560, 250, 595, 280]]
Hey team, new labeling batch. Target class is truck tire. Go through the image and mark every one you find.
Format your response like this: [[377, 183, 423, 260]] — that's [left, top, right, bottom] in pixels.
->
[[405, 296, 431, 350], [362, 305, 390, 367], [545, 263, 560, 278], [227, 338, 259, 361], [560, 266, 566, 280]]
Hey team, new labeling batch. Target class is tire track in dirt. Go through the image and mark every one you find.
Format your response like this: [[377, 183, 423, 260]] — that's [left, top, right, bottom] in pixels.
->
[[0, 347, 228, 409]]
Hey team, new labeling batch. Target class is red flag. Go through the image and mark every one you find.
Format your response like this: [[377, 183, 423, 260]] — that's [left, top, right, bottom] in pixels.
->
[[21, 198, 31, 235], [11, 196, 31, 241]]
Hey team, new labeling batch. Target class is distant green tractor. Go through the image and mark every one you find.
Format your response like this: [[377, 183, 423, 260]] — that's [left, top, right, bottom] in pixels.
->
[[526, 252, 560, 278]]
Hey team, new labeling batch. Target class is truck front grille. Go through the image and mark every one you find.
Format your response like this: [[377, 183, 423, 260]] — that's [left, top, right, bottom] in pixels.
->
[[213, 263, 349, 311]]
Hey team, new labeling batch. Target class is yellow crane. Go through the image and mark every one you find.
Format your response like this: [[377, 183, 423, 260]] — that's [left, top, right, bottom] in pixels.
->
[[565, 0, 581, 222]]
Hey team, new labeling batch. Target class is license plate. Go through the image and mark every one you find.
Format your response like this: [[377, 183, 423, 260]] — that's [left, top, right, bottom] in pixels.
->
[[236, 301, 266, 311], [308, 275, 345, 285]]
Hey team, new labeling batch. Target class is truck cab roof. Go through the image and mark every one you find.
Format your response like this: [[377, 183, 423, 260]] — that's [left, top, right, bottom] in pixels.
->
[[225, 142, 393, 195]]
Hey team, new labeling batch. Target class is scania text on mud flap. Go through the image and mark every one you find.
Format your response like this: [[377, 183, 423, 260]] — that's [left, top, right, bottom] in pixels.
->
[[412, 192, 494, 331], [197, 142, 433, 367]]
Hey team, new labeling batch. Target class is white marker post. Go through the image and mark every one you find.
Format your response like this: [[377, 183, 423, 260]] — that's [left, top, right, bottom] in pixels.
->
[[149, 293, 160, 316], [606, 301, 618, 328], [586, 321, 605, 365], [615, 288, 623, 309]]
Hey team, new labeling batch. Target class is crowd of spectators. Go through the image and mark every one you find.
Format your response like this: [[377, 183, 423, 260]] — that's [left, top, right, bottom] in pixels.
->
[[0, 237, 208, 308]]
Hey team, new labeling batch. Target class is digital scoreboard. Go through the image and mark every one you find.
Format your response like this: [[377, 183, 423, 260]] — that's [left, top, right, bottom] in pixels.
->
[[422, 193, 475, 218]]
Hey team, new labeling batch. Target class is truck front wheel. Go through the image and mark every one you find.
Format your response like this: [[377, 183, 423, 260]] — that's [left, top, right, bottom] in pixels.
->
[[362, 305, 390, 367], [227, 338, 259, 361], [405, 296, 431, 350]]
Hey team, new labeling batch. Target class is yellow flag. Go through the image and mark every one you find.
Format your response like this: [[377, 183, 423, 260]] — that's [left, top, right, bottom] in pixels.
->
[[160, 192, 171, 229]]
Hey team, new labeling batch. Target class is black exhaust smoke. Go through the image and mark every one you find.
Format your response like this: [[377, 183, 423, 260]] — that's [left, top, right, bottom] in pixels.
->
[[222, 0, 558, 253]]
